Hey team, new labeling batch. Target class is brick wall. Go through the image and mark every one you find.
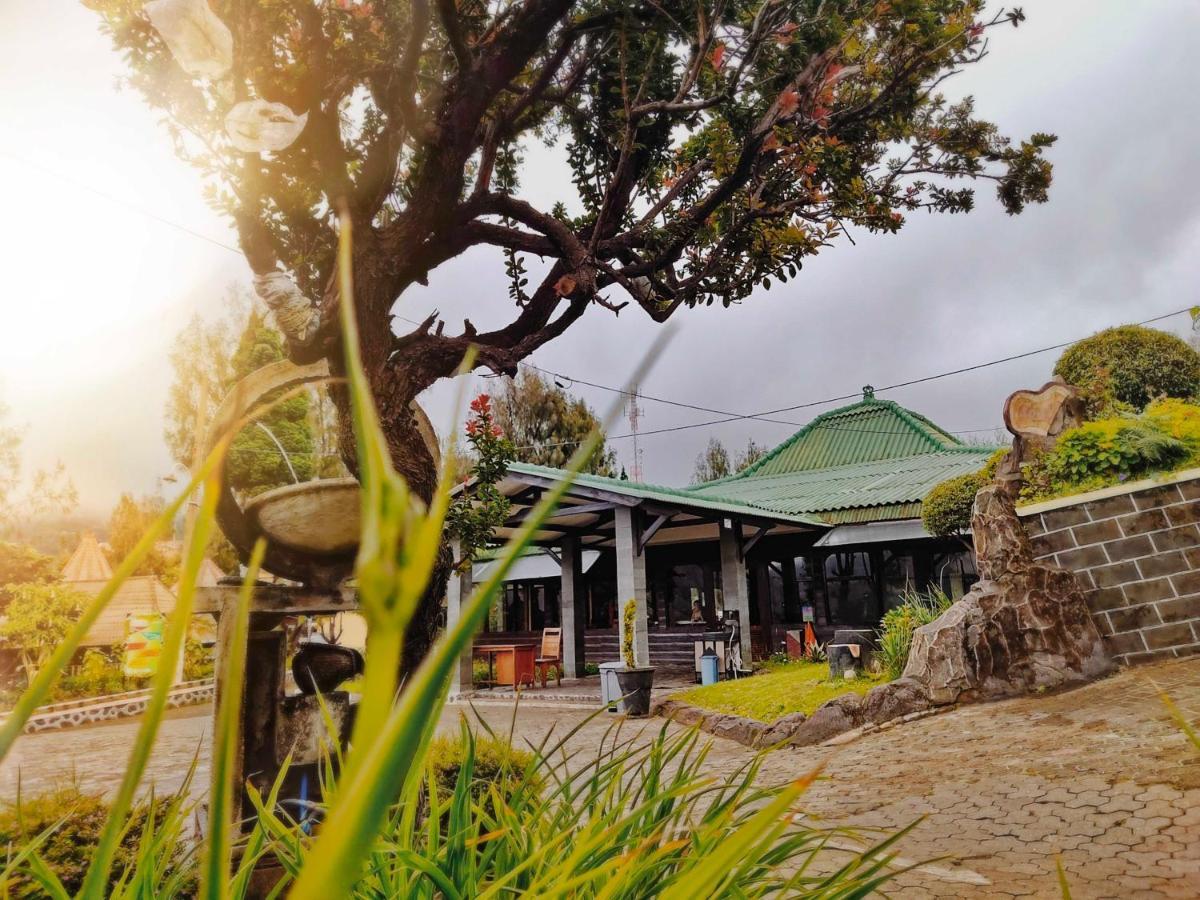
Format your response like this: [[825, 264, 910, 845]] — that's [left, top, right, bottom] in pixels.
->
[[1019, 473, 1200, 666]]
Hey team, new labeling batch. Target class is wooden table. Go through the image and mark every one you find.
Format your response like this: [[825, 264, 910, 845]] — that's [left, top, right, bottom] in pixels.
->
[[475, 644, 536, 687]]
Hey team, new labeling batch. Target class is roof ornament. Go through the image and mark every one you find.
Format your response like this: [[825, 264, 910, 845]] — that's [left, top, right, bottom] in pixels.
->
[[862, 385, 875, 400]]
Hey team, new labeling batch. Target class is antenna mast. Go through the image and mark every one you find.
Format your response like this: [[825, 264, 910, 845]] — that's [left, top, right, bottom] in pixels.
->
[[625, 384, 644, 482]]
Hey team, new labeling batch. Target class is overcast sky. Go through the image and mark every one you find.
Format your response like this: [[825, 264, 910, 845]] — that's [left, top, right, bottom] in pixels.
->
[[1, 2, 1197, 516]]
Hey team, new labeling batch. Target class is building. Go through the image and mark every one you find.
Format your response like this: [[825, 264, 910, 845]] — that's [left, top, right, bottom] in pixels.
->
[[61, 533, 178, 647], [448, 388, 996, 688]]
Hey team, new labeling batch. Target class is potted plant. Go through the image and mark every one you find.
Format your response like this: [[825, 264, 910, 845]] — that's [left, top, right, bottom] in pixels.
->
[[614, 598, 655, 716]]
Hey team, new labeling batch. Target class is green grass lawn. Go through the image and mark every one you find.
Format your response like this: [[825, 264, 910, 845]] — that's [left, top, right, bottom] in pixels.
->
[[671, 661, 886, 723]]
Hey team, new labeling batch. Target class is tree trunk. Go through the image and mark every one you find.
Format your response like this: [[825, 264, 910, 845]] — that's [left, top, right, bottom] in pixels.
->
[[331, 343, 454, 681]]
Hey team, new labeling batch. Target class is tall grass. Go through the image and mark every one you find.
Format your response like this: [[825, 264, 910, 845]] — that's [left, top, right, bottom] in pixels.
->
[[0, 213, 918, 897], [878, 587, 955, 680]]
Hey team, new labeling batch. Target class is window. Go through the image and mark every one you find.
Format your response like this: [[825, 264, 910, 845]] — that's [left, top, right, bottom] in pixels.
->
[[823, 552, 875, 624], [881, 552, 916, 611]]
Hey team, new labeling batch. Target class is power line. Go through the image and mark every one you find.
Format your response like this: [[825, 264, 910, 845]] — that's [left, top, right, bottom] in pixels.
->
[[0, 151, 242, 255], [11, 151, 1193, 451]]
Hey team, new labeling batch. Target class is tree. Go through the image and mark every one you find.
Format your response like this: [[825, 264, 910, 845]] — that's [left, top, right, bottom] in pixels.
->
[[488, 369, 617, 475], [691, 436, 767, 483], [0, 399, 77, 541], [89, 0, 1056, 668], [226, 312, 319, 495], [0, 542, 57, 608], [1054, 325, 1200, 415], [692, 437, 732, 483], [106, 493, 178, 585], [0, 583, 87, 686]]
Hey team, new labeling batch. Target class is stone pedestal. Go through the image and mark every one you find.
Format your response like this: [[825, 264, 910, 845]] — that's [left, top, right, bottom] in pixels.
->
[[905, 486, 1112, 704]]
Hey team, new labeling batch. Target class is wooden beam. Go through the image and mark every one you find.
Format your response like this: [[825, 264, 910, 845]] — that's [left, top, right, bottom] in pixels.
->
[[638, 513, 674, 554], [743, 525, 771, 557], [505, 473, 640, 506]]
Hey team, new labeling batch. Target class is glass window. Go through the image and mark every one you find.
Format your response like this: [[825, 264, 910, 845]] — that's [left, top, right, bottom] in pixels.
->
[[823, 552, 875, 624], [881, 553, 916, 612]]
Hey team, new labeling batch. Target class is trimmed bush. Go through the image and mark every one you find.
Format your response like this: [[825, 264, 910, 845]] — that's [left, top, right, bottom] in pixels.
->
[[878, 588, 955, 680], [922, 471, 986, 538], [921, 449, 1007, 537], [1053, 325, 1200, 412]]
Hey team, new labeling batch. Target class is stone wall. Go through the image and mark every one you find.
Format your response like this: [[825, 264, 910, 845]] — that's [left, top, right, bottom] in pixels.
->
[[1019, 471, 1200, 665]]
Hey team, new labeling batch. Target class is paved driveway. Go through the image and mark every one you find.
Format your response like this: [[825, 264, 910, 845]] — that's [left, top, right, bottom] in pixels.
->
[[2, 658, 1197, 897]]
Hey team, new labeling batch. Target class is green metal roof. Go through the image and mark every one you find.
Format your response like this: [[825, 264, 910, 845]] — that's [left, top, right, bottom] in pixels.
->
[[504, 392, 997, 528], [505, 462, 825, 526], [727, 391, 965, 477], [687, 451, 993, 523]]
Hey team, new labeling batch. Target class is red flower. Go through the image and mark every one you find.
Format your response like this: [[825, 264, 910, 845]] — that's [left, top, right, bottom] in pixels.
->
[[490, 425, 503, 438], [470, 394, 491, 414]]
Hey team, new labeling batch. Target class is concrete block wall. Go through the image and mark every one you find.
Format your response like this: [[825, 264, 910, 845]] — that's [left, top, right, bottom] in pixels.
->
[[1019, 472, 1200, 666]]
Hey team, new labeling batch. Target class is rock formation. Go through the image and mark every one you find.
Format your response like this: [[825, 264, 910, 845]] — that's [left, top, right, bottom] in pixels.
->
[[904, 484, 1111, 704]]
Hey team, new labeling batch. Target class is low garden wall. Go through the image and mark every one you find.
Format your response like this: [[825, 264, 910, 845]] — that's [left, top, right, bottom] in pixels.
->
[[1019, 468, 1200, 666]]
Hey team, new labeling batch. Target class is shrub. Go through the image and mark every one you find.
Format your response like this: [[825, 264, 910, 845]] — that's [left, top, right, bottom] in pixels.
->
[[878, 588, 954, 680], [1021, 401, 1200, 501], [921, 449, 1007, 537], [425, 728, 536, 801], [922, 471, 986, 538], [55, 649, 125, 700], [183, 638, 214, 681], [1053, 325, 1200, 412], [0, 784, 191, 897]]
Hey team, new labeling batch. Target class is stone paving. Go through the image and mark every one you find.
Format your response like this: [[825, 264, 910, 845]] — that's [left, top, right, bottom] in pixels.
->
[[1, 658, 1197, 897]]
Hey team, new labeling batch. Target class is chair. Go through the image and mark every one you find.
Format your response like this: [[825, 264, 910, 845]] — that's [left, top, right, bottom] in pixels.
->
[[535, 627, 563, 688]]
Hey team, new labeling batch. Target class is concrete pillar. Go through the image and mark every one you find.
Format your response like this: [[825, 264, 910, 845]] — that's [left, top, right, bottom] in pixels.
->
[[614, 507, 650, 667], [719, 519, 752, 664], [446, 539, 475, 696], [560, 537, 586, 678]]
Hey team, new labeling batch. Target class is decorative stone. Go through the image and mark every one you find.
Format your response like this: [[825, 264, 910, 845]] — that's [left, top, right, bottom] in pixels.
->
[[794, 693, 864, 744], [905, 485, 1112, 705], [860, 677, 930, 724]]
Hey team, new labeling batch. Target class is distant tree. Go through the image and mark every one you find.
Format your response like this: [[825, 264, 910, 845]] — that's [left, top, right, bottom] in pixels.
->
[[105, 493, 177, 584], [225, 312, 318, 495], [0, 399, 77, 540], [0, 583, 87, 686], [166, 301, 345, 494], [163, 303, 240, 470], [691, 437, 768, 484], [0, 542, 57, 608], [735, 439, 769, 472], [692, 438, 733, 484], [488, 369, 617, 476]]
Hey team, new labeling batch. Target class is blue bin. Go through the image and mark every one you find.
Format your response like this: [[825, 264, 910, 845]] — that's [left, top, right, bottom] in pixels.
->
[[700, 651, 719, 686]]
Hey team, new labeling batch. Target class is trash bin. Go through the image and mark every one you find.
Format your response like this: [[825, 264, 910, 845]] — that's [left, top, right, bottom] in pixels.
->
[[599, 662, 625, 713], [700, 650, 719, 686]]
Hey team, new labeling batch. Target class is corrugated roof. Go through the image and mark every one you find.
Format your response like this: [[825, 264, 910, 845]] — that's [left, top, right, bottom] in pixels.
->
[[689, 450, 992, 520], [70, 575, 177, 646], [505, 463, 824, 526], [61, 533, 114, 582], [718, 392, 965, 478], [503, 393, 997, 529]]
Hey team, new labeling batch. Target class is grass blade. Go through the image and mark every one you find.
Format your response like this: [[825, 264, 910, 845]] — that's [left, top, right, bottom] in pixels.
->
[[200, 538, 267, 900], [78, 460, 222, 898]]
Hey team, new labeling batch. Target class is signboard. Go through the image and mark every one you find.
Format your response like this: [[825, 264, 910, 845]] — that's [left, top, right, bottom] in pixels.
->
[[124, 613, 165, 677], [801, 605, 815, 623]]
